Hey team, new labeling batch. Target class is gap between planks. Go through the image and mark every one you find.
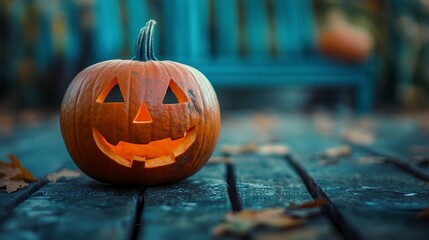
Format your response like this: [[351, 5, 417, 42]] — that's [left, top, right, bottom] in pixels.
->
[[284, 154, 362, 240], [129, 188, 146, 240], [348, 143, 429, 182], [224, 153, 243, 212]]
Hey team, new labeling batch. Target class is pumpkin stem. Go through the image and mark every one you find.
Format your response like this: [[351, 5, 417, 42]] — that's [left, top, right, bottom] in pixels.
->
[[134, 19, 158, 61]]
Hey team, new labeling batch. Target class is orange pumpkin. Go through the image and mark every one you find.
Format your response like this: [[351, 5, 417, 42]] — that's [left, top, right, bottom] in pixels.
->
[[318, 11, 373, 62], [60, 20, 220, 185]]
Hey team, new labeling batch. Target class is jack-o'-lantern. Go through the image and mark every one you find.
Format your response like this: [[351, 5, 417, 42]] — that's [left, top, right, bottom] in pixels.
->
[[60, 20, 220, 185]]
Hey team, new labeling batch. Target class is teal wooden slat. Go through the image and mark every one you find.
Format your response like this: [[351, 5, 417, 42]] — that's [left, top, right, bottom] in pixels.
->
[[214, 0, 239, 58], [0, 180, 48, 220], [352, 116, 429, 174], [274, 0, 303, 56], [297, 0, 316, 51], [141, 164, 230, 240], [233, 156, 339, 239], [187, 0, 209, 60], [0, 177, 140, 240], [161, 0, 189, 59], [283, 125, 429, 239], [35, 11, 53, 71], [125, 0, 147, 57], [63, 1, 81, 64], [243, 0, 269, 57], [0, 117, 72, 178], [92, 0, 124, 61], [0, 117, 77, 221]]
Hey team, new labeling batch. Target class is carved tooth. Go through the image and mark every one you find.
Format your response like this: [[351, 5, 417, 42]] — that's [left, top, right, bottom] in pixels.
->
[[132, 156, 146, 162]]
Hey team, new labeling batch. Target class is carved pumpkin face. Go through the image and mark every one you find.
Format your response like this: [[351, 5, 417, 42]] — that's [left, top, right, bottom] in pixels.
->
[[60, 21, 220, 185]]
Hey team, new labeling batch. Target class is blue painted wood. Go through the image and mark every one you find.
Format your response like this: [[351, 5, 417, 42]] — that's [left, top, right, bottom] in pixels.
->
[[0, 117, 72, 178], [233, 156, 340, 239], [274, 0, 303, 56], [35, 10, 52, 71], [297, 0, 316, 51], [214, 0, 239, 58], [92, 0, 123, 61], [187, 0, 209, 60], [0, 176, 140, 240], [125, 0, 147, 57], [285, 136, 429, 240], [141, 164, 230, 240], [243, 0, 269, 57], [161, 0, 188, 59]]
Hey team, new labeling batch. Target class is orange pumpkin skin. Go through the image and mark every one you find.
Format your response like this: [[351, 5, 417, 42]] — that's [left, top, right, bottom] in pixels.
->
[[318, 12, 373, 62], [60, 21, 220, 185]]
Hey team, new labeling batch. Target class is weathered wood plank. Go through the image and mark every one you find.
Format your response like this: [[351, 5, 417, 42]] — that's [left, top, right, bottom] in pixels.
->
[[0, 117, 72, 178], [286, 135, 429, 240], [0, 117, 77, 220], [365, 116, 429, 175], [0, 176, 140, 240], [0, 180, 48, 220], [141, 164, 230, 240], [221, 112, 429, 239], [233, 155, 340, 239]]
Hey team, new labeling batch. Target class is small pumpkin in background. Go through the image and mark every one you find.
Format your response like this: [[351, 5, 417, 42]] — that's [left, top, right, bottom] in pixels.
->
[[318, 10, 374, 62], [60, 20, 220, 185]]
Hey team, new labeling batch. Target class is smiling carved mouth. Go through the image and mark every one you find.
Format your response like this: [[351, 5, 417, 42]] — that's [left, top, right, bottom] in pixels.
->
[[93, 126, 196, 168]]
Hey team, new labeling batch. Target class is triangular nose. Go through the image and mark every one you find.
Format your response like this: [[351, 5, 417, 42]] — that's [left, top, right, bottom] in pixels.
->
[[133, 103, 152, 123]]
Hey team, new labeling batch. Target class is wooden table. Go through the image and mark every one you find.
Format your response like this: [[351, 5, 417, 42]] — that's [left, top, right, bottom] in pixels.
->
[[1, 112, 428, 240]]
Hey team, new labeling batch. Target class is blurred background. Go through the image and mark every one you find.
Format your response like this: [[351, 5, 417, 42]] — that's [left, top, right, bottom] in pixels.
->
[[0, 0, 428, 123]]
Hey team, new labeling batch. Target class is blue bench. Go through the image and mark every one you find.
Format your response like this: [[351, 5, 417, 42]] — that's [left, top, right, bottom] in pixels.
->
[[92, 0, 376, 113]]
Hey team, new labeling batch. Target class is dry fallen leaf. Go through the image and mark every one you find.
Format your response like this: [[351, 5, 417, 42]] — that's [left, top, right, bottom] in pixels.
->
[[417, 207, 429, 218], [0, 179, 28, 193], [222, 143, 289, 156], [46, 169, 81, 182], [213, 208, 302, 236], [313, 112, 333, 135], [358, 156, 385, 165], [318, 158, 340, 166], [410, 146, 429, 154], [324, 146, 351, 158], [0, 155, 36, 182], [207, 157, 232, 165], [415, 157, 429, 166], [355, 118, 373, 130], [214, 199, 327, 236], [288, 198, 328, 209], [258, 144, 289, 156], [286, 198, 328, 218], [0, 155, 36, 193], [221, 143, 258, 155], [342, 129, 375, 145]]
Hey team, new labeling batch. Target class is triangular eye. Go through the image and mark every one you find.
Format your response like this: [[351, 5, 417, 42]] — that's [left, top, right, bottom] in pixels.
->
[[96, 77, 124, 103], [162, 79, 188, 104]]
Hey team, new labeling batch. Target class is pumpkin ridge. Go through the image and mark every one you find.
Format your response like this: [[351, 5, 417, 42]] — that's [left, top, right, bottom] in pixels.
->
[[173, 62, 209, 176], [72, 71, 91, 175], [189, 64, 220, 174], [127, 61, 133, 143], [83, 62, 113, 174], [193, 66, 221, 168]]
